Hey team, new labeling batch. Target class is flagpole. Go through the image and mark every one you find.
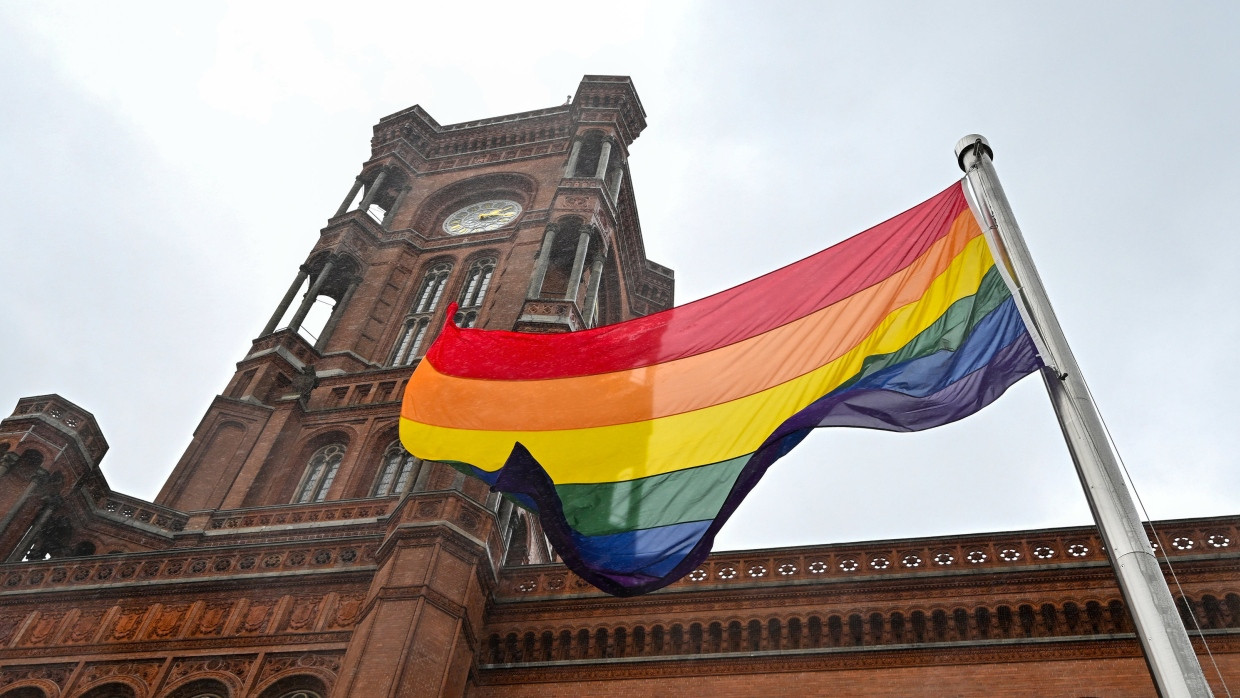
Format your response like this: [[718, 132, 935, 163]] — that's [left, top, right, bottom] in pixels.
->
[[956, 136, 1211, 698]]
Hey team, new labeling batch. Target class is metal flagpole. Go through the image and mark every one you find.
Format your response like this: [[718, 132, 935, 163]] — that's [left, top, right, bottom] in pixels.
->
[[955, 135, 1211, 697]]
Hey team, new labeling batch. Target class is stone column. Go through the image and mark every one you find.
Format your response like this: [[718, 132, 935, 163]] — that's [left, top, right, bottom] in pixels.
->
[[582, 251, 607, 327], [0, 472, 39, 551], [7, 492, 56, 563], [287, 256, 337, 332], [564, 228, 592, 302], [0, 467, 53, 561], [357, 169, 389, 212], [526, 224, 558, 299], [563, 139, 583, 178], [381, 185, 412, 229], [0, 451, 16, 477], [261, 265, 311, 336], [608, 161, 625, 201], [593, 139, 613, 180], [314, 275, 360, 351], [335, 177, 365, 217]]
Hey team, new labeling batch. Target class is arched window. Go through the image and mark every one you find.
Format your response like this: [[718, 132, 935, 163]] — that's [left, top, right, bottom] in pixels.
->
[[391, 317, 430, 366], [265, 254, 362, 349], [454, 256, 496, 328], [164, 678, 232, 698], [572, 132, 605, 177], [22, 516, 72, 562], [540, 226, 580, 298], [256, 675, 327, 698], [503, 510, 530, 566], [78, 685, 136, 698], [337, 167, 408, 226], [910, 611, 927, 642], [391, 262, 452, 366], [294, 443, 346, 504], [889, 612, 906, 642], [373, 440, 421, 496], [71, 540, 97, 557], [1107, 599, 1128, 632], [975, 607, 992, 638], [1225, 594, 1240, 628]]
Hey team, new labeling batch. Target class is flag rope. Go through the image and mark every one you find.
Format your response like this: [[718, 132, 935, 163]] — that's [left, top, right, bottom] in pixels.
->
[[1081, 374, 1234, 697]]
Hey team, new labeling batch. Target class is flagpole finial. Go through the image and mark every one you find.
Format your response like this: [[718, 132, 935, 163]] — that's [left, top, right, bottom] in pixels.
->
[[955, 134, 993, 172]]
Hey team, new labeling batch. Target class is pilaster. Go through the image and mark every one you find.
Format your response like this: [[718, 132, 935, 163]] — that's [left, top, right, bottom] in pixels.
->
[[333, 494, 496, 697]]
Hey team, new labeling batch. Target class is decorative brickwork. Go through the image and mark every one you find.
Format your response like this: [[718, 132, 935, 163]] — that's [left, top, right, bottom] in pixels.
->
[[0, 663, 75, 695], [0, 542, 374, 592], [496, 519, 1239, 599]]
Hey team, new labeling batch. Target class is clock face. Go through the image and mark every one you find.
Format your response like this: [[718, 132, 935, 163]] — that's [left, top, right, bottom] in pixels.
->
[[442, 199, 522, 235]]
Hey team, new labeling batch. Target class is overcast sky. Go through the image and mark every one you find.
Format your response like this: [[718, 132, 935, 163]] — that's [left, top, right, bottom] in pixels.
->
[[3, 2, 1238, 552]]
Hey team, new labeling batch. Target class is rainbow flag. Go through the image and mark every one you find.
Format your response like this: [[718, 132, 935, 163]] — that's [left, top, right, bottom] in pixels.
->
[[400, 181, 1041, 596]]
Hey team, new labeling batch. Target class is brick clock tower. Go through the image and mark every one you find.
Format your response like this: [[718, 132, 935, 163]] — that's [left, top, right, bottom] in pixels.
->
[[0, 76, 673, 698], [2, 76, 1237, 698]]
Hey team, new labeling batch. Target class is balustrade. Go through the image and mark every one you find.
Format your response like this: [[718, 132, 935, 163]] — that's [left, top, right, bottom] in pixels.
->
[[0, 539, 376, 592], [206, 500, 392, 531], [498, 518, 1239, 599], [97, 494, 187, 533]]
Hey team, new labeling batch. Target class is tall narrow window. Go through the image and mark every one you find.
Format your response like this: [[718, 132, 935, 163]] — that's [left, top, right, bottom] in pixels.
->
[[295, 443, 346, 503], [454, 256, 496, 328], [373, 440, 421, 496], [391, 262, 452, 366], [390, 318, 429, 366]]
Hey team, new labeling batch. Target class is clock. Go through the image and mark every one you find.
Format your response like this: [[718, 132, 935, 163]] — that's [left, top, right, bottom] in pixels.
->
[[442, 199, 522, 235]]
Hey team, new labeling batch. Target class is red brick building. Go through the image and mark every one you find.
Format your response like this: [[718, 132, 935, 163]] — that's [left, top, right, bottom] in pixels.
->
[[0, 76, 1236, 697]]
